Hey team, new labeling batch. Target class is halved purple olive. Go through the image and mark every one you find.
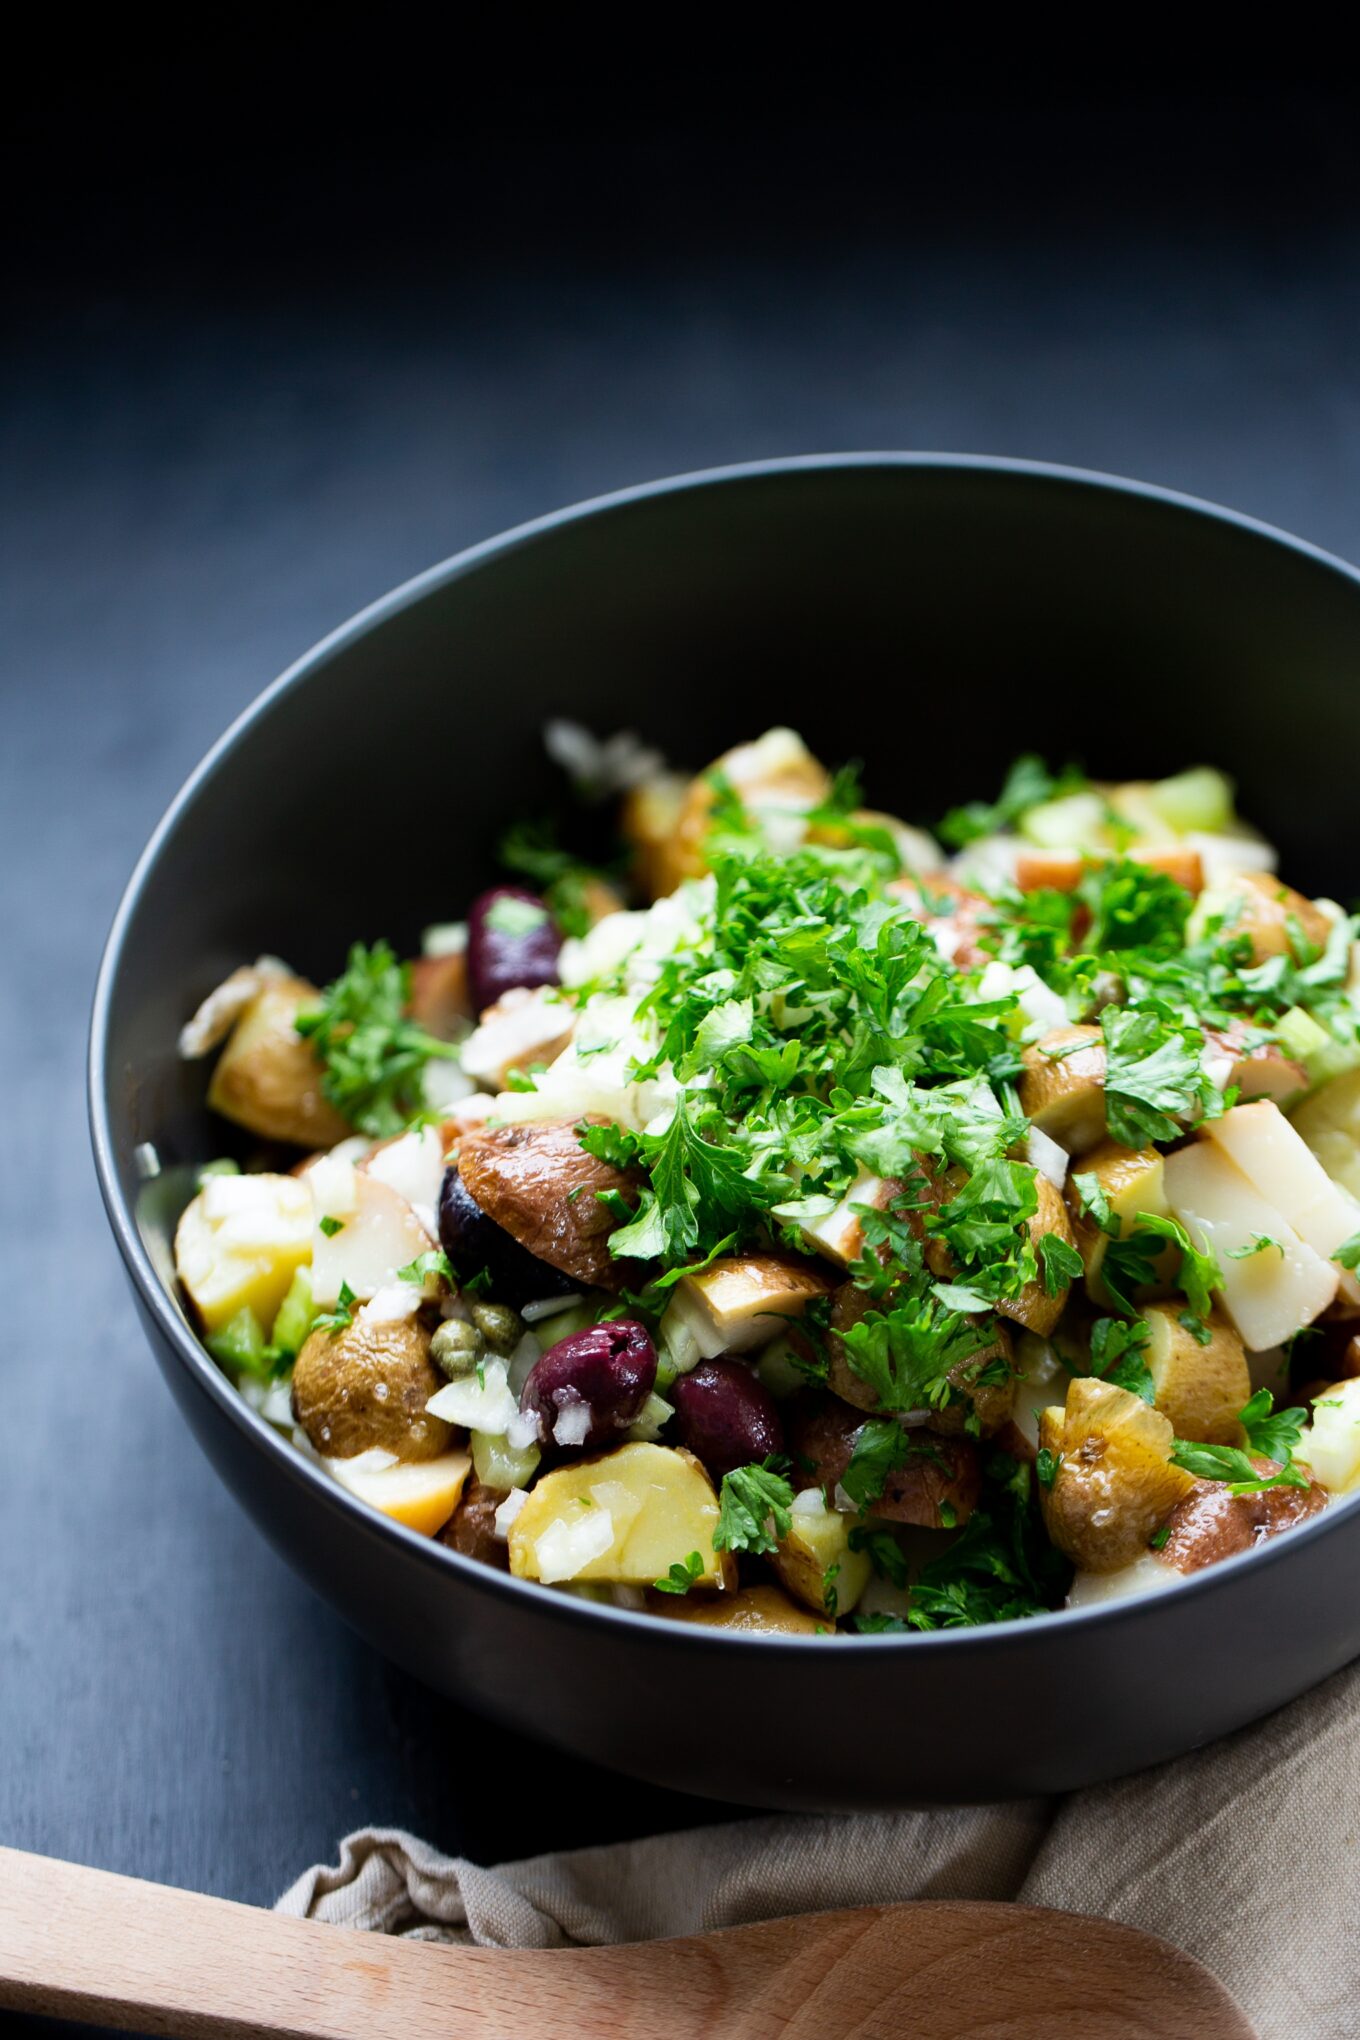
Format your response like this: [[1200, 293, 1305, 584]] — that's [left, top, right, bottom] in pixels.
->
[[672, 1358, 784, 1479], [520, 1320, 657, 1451], [438, 1166, 575, 1310], [467, 886, 562, 1012]]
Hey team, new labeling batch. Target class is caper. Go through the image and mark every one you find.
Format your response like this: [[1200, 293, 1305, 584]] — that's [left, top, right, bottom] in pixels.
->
[[430, 1317, 485, 1380], [469, 1300, 523, 1354]]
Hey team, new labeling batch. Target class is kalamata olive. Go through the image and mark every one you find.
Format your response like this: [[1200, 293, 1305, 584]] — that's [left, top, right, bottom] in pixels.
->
[[671, 1358, 784, 1480], [467, 886, 562, 1012], [438, 1166, 575, 1310], [520, 1320, 657, 1451]]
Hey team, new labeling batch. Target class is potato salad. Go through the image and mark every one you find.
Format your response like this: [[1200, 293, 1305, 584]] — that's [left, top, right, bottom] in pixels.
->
[[174, 730, 1360, 1635]]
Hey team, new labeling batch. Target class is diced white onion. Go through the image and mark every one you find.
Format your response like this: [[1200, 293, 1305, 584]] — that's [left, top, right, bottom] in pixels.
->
[[359, 1282, 424, 1325], [533, 1507, 615, 1583], [521, 1293, 585, 1324], [493, 1487, 530, 1539], [552, 1400, 593, 1447], [1025, 1125, 1069, 1189]]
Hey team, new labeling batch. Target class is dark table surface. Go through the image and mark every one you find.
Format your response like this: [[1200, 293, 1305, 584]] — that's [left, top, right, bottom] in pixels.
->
[[5, 78, 1360, 2027]]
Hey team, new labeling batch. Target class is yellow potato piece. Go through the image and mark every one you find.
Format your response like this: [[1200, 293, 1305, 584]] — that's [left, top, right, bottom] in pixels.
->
[[174, 1173, 312, 1333], [996, 1174, 1078, 1338], [1018, 1026, 1108, 1154], [1141, 1303, 1249, 1445], [508, 1443, 733, 1588], [1038, 1378, 1195, 1574], [1065, 1139, 1174, 1307], [651, 1584, 827, 1634], [206, 977, 351, 1148], [771, 1499, 871, 1618], [326, 1449, 472, 1537]]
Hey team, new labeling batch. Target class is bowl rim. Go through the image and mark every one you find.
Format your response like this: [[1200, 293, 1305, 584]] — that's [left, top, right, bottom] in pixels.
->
[[89, 448, 1360, 1658]]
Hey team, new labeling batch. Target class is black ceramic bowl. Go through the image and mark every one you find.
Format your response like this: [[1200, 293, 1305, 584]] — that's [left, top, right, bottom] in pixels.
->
[[91, 455, 1360, 1809]]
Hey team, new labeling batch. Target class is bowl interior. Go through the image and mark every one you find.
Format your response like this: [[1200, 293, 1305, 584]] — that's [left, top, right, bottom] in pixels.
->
[[97, 454, 1360, 1417]]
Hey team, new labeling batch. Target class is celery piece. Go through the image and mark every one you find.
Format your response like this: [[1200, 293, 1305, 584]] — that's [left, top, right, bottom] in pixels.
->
[[195, 1157, 241, 1187], [269, 1266, 315, 1359], [1276, 1005, 1332, 1063], [755, 1334, 811, 1400], [1147, 767, 1234, 835], [626, 1391, 674, 1443], [1019, 792, 1110, 851], [206, 1306, 268, 1377], [471, 1430, 541, 1492]]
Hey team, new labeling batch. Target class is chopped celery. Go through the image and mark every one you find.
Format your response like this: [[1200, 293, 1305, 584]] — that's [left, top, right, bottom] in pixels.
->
[[626, 1391, 674, 1442], [533, 1303, 597, 1352], [269, 1266, 314, 1359], [195, 1156, 240, 1188], [471, 1429, 541, 1492], [1018, 792, 1109, 851], [1147, 766, 1234, 836], [1276, 1006, 1332, 1063], [206, 1306, 268, 1377]]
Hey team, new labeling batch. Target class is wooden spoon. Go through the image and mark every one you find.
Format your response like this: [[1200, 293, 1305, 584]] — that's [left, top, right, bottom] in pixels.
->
[[0, 1844, 1256, 2038]]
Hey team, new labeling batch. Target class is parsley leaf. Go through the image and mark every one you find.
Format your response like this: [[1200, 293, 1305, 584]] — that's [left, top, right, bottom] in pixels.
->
[[312, 1280, 357, 1336], [296, 941, 459, 1137], [1071, 1170, 1117, 1238], [1087, 1316, 1154, 1403], [714, 1458, 795, 1556], [1237, 1388, 1309, 1468], [1336, 1231, 1360, 1272], [652, 1551, 704, 1594], [938, 756, 1088, 850], [1039, 1232, 1083, 1296], [1100, 1007, 1209, 1148], [1169, 1437, 1309, 1495]]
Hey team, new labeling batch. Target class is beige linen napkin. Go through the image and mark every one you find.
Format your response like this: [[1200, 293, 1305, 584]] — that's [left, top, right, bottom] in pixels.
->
[[278, 1655, 1360, 2039]]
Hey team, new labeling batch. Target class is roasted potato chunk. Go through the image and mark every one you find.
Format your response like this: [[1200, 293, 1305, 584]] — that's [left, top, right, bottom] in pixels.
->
[[1037, 1378, 1195, 1573], [507, 1443, 735, 1589], [1018, 1026, 1108, 1154], [1159, 1463, 1328, 1574], [770, 1494, 871, 1618], [789, 1397, 982, 1529], [1140, 1303, 1250, 1445], [407, 951, 473, 1040], [292, 1316, 451, 1462], [440, 1477, 510, 1569], [206, 976, 351, 1148], [646, 729, 831, 897], [326, 1448, 471, 1537], [646, 1584, 827, 1633], [1064, 1139, 1174, 1307], [670, 1253, 834, 1360], [826, 1281, 1014, 1436], [621, 772, 689, 899], [454, 1118, 645, 1291], [1205, 870, 1333, 965], [995, 1173, 1078, 1338], [174, 1171, 312, 1335]]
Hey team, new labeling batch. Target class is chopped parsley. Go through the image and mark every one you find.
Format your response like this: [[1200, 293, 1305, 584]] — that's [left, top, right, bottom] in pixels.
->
[[296, 940, 459, 1137], [714, 1458, 796, 1556], [652, 1551, 704, 1595]]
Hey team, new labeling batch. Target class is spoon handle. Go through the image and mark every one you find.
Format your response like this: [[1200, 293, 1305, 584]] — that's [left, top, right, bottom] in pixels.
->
[[0, 1843, 1257, 2039]]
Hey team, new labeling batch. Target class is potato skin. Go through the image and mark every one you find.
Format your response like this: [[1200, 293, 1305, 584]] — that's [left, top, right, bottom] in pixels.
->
[[1159, 1463, 1328, 1574], [454, 1118, 645, 1291], [995, 1174, 1078, 1339], [825, 1281, 1014, 1436], [407, 952, 473, 1040], [1141, 1303, 1250, 1445], [1038, 1378, 1195, 1573], [1213, 871, 1332, 965], [1018, 1026, 1108, 1153], [440, 1478, 510, 1570], [207, 977, 351, 1148], [645, 1583, 826, 1633], [292, 1316, 450, 1461], [789, 1396, 982, 1529]]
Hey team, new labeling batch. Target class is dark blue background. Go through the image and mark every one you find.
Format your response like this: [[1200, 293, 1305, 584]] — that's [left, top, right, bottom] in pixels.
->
[[4, 73, 1359, 2009]]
